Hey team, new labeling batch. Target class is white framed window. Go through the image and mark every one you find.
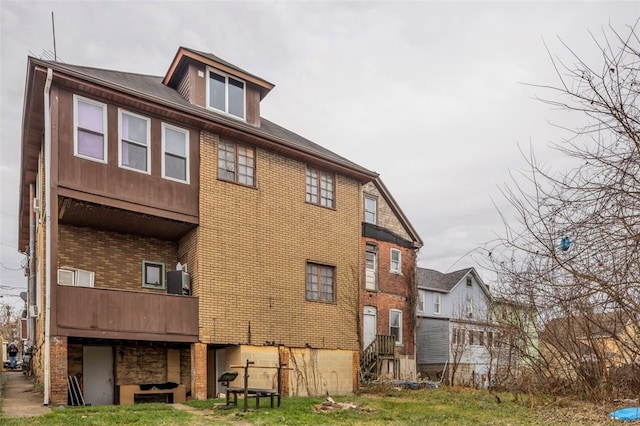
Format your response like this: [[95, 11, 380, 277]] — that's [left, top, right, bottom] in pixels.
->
[[417, 289, 427, 313], [206, 67, 245, 120], [162, 123, 189, 183], [365, 243, 377, 291], [57, 268, 95, 287], [434, 293, 441, 314], [390, 309, 402, 345], [363, 194, 377, 224], [73, 95, 107, 163], [467, 297, 474, 317], [390, 249, 402, 273], [119, 109, 150, 173], [142, 261, 165, 290]]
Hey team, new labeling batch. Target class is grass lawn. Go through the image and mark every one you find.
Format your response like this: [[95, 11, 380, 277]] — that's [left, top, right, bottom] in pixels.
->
[[0, 387, 626, 425]]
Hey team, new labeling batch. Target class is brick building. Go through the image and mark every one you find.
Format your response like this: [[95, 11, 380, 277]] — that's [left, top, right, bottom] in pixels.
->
[[18, 47, 381, 405], [360, 179, 422, 381]]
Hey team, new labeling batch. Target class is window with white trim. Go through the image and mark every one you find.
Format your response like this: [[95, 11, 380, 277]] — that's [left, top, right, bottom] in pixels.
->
[[143, 261, 165, 290], [434, 293, 441, 314], [57, 268, 95, 287], [162, 123, 189, 183], [390, 249, 402, 273], [306, 167, 334, 208], [417, 289, 427, 313], [363, 194, 377, 224], [207, 68, 245, 120], [119, 110, 150, 173], [467, 296, 474, 317], [365, 243, 377, 291], [74, 95, 107, 162], [305, 262, 335, 302], [218, 140, 255, 186], [390, 309, 402, 345]]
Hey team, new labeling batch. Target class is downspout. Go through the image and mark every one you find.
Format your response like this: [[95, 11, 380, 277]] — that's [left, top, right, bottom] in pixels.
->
[[43, 67, 53, 406], [28, 183, 35, 347]]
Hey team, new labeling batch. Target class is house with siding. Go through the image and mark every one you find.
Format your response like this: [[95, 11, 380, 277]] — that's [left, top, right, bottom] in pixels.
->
[[18, 47, 380, 405], [359, 179, 422, 381], [415, 267, 494, 386]]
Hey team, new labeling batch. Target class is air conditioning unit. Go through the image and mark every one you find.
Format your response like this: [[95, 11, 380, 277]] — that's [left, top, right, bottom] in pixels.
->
[[167, 270, 191, 296], [33, 198, 41, 211], [29, 305, 39, 317]]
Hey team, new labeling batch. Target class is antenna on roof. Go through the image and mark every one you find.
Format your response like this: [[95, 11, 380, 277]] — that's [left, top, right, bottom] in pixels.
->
[[51, 11, 57, 61]]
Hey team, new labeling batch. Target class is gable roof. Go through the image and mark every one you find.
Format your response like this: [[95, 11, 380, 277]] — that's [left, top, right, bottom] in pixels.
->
[[372, 178, 423, 247], [417, 267, 492, 298], [417, 267, 472, 292]]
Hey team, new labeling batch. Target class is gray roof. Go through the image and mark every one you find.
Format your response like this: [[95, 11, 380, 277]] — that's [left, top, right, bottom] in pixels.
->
[[181, 47, 274, 87], [416, 267, 473, 292], [40, 59, 373, 176]]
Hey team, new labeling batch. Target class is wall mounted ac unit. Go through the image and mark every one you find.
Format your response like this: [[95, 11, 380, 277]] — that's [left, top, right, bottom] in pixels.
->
[[29, 305, 39, 317], [33, 198, 41, 211]]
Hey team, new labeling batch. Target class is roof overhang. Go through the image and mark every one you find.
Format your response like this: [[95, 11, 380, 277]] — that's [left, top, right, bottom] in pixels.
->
[[163, 47, 275, 99], [18, 57, 377, 249]]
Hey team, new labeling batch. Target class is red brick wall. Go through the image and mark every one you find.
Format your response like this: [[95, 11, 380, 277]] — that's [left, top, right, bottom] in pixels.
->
[[361, 239, 416, 357], [191, 342, 207, 400], [50, 335, 68, 406]]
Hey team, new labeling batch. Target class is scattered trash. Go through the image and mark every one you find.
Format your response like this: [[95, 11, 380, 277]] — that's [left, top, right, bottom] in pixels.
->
[[313, 396, 374, 413], [610, 407, 640, 421]]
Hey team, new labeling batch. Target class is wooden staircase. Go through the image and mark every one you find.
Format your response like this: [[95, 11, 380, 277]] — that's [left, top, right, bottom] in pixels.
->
[[360, 335, 396, 382]]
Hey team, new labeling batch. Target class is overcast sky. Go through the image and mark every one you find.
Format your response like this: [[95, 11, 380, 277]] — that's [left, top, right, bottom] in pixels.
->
[[0, 1, 637, 305]]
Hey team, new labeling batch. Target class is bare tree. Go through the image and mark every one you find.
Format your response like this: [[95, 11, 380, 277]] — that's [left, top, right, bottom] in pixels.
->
[[489, 20, 640, 402]]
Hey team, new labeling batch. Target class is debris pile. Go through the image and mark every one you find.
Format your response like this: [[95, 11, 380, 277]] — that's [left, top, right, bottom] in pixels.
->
[[313, 397, 373, 413]]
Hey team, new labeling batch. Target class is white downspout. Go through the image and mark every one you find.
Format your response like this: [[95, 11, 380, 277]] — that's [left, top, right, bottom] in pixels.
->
[[43, 67, 53, 405]]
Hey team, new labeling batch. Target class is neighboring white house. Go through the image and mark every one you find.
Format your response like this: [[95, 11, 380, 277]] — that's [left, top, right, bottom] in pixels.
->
[[416, 267, 495, 386]]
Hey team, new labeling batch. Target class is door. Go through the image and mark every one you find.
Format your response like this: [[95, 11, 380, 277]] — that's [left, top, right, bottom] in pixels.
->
[[363, 306, 377, 348], [83, 346, 114, 405]]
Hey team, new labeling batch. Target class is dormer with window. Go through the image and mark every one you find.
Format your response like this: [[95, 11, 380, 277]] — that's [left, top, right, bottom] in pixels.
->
[[163, 47, 275, 126]]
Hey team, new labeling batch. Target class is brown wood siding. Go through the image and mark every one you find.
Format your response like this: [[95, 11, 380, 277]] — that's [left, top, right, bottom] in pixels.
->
[[55, 88, 199, 221], [191, 63, 206, 107], [177, 69, 190, 101], [56, 285, 198, 342], [246, 84, 261, 126]]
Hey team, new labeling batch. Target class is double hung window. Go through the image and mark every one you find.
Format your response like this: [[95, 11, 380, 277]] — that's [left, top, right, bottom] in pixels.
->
[[119, 110, 150, 173], [162, 123, 189, 183], [390, 310, 403, 345], [434, 293, 441, 314], [74, 95, 107, 162], [364, 194, 377, 223], [365, 244, 377, 291], [390, 249, 402, 273]]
